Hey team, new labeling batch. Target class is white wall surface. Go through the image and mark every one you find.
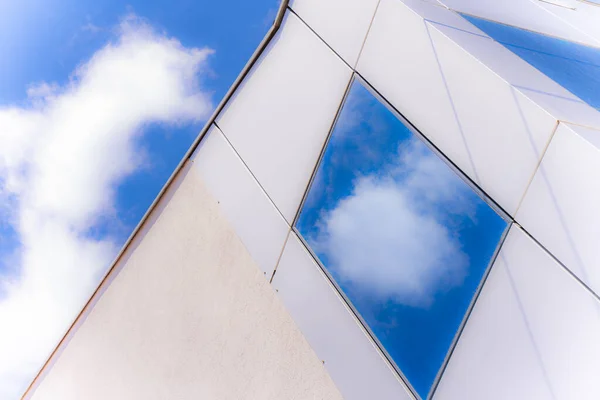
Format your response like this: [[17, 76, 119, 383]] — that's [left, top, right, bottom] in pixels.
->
[[289, 0, 379, 66], [27, 161, 343, 400], [216, 11, 352, 223], [434, 225, 600, 400], [191, 125, 289, 278], [426, 19, 600, 131], [535, 0, 600, 44], [517, 122, 600, 297], [438, 0, 600, 47]]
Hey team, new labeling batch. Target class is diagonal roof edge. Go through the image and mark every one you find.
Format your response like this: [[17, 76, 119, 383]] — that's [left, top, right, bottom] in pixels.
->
[[20, 1, 290, 398]]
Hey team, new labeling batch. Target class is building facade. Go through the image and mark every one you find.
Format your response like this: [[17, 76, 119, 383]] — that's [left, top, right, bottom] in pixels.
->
[[24, 0, 600, 399]]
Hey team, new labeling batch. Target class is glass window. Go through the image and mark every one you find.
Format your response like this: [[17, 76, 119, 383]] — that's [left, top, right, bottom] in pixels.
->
[[463, 14, 600, 110], [296, 80, 508, 398]]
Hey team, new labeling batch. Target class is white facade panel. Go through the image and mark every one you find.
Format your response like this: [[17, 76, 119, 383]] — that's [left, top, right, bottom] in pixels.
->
[[272, 233, 414, 400], [428, 25, 558, 215], [191, 125, 289, 278], [357, 0, 477, 182], [438, 0, 599, 46], [535, 0, 600, 43], [429, 22, 581, 102], [403, 2, 600, 131], [428, 20, 600, 130], [435, 225, 600, 400], [398, 0, 482, 35], [216, 12, 352, 223], [517, 122, 600, 296], [568, 122, 600, 149], [518, 87, 600, 130], [289, 0, 379, 67]]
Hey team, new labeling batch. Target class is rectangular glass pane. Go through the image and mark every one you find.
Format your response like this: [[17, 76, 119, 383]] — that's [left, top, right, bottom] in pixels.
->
[[296, 80, 508, 398], [463, 14, 600, 110]]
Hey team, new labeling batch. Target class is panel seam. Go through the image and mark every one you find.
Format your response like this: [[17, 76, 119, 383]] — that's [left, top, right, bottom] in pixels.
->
[[513, 120, 560, 216], [353, 0, 382, 70], [212, 121, 290, 225], [286, 6, 354, 70], [516, 223, 600, 303], [290, 74, 356, 228]]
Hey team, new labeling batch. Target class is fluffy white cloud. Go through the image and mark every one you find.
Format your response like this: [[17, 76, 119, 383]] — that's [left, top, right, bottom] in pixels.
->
[[311, 139, 473, 308], [0, 15, 213, 399]]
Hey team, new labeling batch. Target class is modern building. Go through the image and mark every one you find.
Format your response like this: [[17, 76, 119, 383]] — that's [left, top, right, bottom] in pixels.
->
[[23, 0, 600, 399]]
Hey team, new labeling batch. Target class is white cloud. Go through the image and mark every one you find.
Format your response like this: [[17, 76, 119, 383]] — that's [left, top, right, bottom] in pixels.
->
[[0, 15, 213, 399], [311, 139, 473, 308]]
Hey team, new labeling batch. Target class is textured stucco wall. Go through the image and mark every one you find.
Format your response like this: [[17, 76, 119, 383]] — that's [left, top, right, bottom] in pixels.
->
[[28, 160, 343, 400]]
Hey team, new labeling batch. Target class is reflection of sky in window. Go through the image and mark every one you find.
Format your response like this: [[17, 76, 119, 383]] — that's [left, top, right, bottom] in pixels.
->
[[296, 81, 508, 398], [463, 14, 600, 110]]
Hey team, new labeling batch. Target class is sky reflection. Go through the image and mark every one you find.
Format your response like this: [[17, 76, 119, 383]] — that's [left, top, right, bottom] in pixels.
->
[[464, 14, 600, 110], [296, 81, 508, 398]]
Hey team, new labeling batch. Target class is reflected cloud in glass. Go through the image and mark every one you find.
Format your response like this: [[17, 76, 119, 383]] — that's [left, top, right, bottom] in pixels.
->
[[463, 14, 600, 110], [296, 81, 508, 398]]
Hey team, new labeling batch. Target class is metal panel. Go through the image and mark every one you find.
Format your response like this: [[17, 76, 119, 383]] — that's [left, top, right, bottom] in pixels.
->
[[272, 233, 414, 400], [191, 125, 290, 277], [434, 226, 600, 400], [357, 0, 477, 184], [439, 0, 599, 46], [427, 24, 558, 215], [517, 122, 600, 298], [290, 0, 379, 66], [216, 12, 352, 223]]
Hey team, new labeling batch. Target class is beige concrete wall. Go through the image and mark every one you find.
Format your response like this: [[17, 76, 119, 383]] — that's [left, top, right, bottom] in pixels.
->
[[28, 160, 343, 400]]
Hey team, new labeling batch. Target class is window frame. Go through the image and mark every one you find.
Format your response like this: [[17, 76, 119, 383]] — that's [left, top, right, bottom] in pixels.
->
[[291, 72, 512, 399]]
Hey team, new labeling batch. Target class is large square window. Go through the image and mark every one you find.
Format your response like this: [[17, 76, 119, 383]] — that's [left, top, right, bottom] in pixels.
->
[[295, 80, 509, 398]]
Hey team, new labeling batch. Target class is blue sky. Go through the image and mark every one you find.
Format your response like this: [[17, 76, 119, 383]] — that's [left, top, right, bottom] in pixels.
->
[[1, 0, 278, 239], [297, 81, 508, 398], [0, 0, 277, 398]]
